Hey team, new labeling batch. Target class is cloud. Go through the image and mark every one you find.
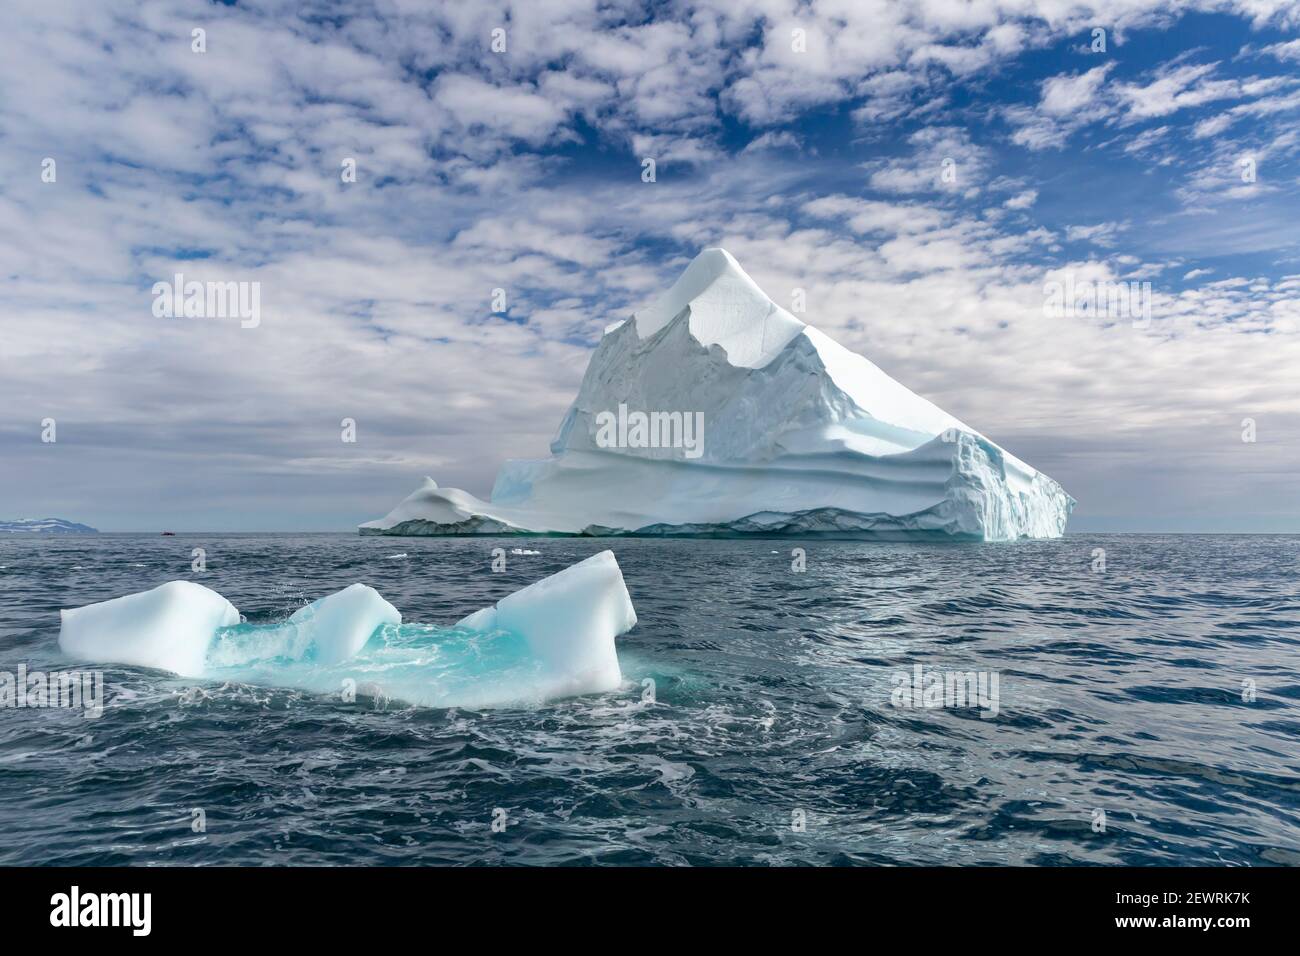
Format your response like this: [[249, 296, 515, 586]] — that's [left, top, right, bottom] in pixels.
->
[[740, 130, 804, 154], [0, 0, 1298, 533], [1041, 63, 1114, 115], [803, 195, 948, 236], [433, 75, 571, 146], [1122, 124, 1172, 155], [999, 62, 1116, 150], [1257, 38, 1300, 62], [864, 126, 990, 195], [1190, 85, 1300, 139], [1065, 222, 1128, 246], [1113, 62, 1243, 121], [1193, 113, 1236, 139], [1003, 189, 1038, 210]]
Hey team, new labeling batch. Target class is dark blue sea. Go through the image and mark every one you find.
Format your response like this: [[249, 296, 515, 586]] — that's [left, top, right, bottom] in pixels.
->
[[1, 533, 1297, 866]]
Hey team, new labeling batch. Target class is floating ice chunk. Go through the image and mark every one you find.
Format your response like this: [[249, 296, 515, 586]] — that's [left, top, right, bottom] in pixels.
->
[[455, 550, 635, 697], [58, 556, 634, 709], [58, 580, 240, 677], [288, 583, 400, 664]]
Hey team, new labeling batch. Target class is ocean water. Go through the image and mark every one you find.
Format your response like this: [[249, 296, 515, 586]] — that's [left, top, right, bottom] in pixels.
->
[[0, 532, 1297, 866]]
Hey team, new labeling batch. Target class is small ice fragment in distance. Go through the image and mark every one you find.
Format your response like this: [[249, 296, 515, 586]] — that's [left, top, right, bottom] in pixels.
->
[[385, 553, 407, 559], [510, 548, 540, 555]]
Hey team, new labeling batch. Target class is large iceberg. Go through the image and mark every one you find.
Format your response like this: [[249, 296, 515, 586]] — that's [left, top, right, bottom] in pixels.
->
[[57, 552, 637, 708], [362, 248, 1073, 540]]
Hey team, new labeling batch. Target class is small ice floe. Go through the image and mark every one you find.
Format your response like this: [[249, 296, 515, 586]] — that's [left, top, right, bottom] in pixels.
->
[[56, 551, 638, 709], [384, 553, 407, 559], [511, 548, 540, 556]]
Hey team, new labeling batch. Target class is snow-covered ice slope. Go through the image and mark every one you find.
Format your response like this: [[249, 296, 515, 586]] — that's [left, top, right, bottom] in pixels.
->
[[362, 249, 1074, 541], [57, 554, 637, 708]]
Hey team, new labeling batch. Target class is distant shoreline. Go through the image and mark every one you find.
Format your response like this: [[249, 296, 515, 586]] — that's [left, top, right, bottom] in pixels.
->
[[0, 519, 99, 534]]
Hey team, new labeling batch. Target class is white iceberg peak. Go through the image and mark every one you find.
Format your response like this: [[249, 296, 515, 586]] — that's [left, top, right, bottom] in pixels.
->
[[632, 247, 804, 369]]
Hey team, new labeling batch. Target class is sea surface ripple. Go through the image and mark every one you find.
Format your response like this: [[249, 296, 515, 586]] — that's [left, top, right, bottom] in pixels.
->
[[0, 533, 1296, 866]]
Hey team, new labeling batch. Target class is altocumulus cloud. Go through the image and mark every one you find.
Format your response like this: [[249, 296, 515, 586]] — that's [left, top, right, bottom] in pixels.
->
[[0, 0, 1297, 531]]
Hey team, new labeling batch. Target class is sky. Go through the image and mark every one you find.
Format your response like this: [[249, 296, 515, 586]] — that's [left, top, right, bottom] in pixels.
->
[[1, 0, 1297, 533]]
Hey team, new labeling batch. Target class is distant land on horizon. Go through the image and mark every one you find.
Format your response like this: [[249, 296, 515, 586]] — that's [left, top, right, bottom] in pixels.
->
[[0, 518, 99, 534], [41, 526, 1300, 537]]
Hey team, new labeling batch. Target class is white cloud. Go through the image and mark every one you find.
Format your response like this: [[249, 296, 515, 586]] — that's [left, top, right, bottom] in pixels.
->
[[1, 0, 1298, 532], [803, 195, 947, 235], [433, 75, 570, 145], [1065, 222, 1128, 246], [865, 126, 990, 195], [1000, 63, 1116, 150], [1003, 189, 1038, 209], [1115, 62, 1245, 122], [1193, 113, 1236, 139], [1123, 125, 1172, 155], [740, 130, 804, 153], [1258, 38, 1300, 62], [1041, 63, 1114, 115]]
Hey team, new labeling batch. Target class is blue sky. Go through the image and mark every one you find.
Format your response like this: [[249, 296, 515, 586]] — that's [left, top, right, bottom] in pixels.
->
[[1, 0, 1298, 532]]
